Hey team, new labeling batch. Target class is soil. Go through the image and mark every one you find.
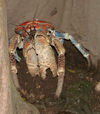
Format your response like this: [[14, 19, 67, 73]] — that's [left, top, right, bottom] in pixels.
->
[[16, 40, 100, 114]]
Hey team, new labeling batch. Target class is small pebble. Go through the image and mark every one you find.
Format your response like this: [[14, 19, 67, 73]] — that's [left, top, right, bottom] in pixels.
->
[[95, 82, 100, 92]]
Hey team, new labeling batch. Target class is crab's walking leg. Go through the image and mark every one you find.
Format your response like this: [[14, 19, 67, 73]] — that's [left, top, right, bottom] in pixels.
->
[[49, 30, 91, 67], [9, 35, 21, 73], [51, 35, 65, 98], [9, 34, 21, 89], [68, 35, 91, 67], [57, 31, 90, 67]]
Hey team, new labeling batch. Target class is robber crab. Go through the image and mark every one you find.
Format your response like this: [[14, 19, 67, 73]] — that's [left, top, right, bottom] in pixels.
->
[[9, 19, 90, 98]]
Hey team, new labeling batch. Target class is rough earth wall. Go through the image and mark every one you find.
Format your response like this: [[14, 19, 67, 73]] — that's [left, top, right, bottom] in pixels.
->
[[0, 0, 12, 113], [0, 0, 40, 113]]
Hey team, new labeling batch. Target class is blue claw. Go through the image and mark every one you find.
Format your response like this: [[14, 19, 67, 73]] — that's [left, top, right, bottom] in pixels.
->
[[14, 51, 21, 62]]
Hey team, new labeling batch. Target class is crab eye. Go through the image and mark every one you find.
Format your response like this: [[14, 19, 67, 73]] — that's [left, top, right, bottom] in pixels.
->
[[30, 26, 35, 31], [21, 39, 24, 41], [48, 30, 52, 33], [31, 28, 34, 30], [26, 29, 30, 33], [48, 29, 54, 34]]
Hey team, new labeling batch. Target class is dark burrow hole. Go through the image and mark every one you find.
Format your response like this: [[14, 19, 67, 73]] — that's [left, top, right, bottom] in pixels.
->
[[16, 41, 100, 114]]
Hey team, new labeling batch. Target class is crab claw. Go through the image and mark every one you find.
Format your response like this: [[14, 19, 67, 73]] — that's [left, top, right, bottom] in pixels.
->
[[34, 31, 57, 79], [23, 40, 40, 77]]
